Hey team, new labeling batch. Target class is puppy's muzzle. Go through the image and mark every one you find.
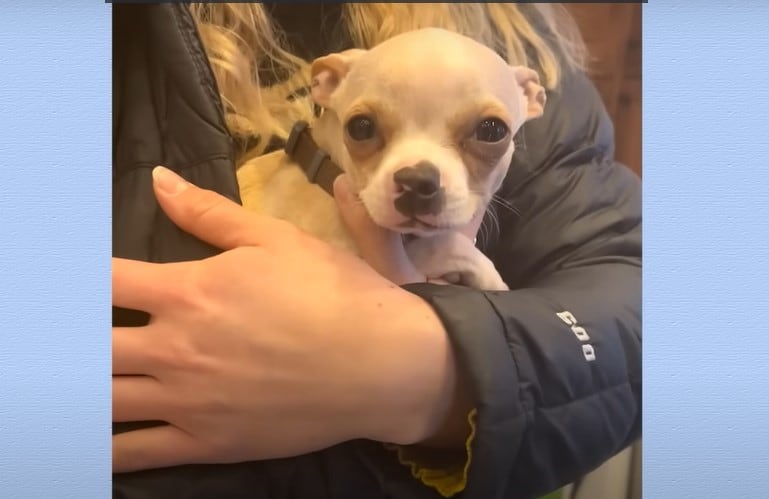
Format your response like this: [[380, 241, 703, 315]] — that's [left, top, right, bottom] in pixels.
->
[[393, 161, 445, 217]]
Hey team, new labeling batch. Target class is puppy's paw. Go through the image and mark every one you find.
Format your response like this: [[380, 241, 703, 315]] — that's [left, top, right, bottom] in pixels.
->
[[459, 267, 509, 291], [405, 232, 508, 291]]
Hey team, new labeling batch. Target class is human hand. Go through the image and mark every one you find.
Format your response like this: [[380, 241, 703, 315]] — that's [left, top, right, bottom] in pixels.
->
[[112, 167, 462, 472]]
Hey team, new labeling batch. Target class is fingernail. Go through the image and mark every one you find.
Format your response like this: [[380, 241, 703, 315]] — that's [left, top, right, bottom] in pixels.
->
[[152, 166, 189, 195], [333, 174, 350, 202]]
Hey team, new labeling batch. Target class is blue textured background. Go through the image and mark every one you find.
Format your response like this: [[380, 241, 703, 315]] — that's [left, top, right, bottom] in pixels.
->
[[0, 2, 111, 498], [644, 2, 769, 498], [1, 1, 768, 498]]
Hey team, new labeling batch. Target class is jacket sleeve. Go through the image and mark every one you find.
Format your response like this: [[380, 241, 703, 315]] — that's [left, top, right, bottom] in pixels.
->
[[403, 70, 642, 499]]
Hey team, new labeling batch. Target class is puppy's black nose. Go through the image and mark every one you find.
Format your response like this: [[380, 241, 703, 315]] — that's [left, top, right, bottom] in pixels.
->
[[394, 162, 440, 196], [393, 162, 444, 216]]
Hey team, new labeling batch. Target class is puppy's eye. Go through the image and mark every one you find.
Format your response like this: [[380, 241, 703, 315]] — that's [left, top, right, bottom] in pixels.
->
[[474, 118, 509, 143], [346, 115, 377, 141]]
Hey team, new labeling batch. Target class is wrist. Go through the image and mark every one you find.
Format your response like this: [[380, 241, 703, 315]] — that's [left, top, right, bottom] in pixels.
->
[[359, 289, 472, 448]]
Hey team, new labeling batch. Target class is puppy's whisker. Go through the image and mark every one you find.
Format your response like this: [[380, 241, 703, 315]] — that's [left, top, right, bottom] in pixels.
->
[[490, 194, 513, 210], [491, 195, 521, 217], [480, 204, 501, 243], [478, 216, 490, 246], [490, 207, 501, 237]]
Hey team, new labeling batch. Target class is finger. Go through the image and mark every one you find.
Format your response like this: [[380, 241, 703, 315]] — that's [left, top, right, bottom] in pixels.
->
[[333, 174, 400, 254], [334, 174, 399, 250], [152, 166, 288, 249], [112, 375, 169, 422], [112, 326, 166, 375], [334, 175, 423, 283], [113, 424, 208, 472], [112, 258, 186, 313]]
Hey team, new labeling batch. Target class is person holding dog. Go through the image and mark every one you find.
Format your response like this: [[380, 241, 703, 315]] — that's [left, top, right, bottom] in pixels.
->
[[112, 3, 641, 499]]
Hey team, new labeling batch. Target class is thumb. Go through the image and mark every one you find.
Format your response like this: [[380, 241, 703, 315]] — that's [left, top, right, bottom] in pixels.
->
[[333, 174, 400, 254], [333, 175, 423, 283], [151, 166, 284, 249]]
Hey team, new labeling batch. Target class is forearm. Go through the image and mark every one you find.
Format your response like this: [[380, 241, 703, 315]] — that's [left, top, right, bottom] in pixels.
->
[[415, 364, 474, 450], [357, 286, 474, 449]]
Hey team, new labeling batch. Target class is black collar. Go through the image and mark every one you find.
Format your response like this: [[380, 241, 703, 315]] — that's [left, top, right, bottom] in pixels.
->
[[284, 120, 344, 196]]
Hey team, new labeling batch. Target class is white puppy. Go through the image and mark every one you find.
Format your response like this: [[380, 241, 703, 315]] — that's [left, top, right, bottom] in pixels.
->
[[237, 28, 546, 291]]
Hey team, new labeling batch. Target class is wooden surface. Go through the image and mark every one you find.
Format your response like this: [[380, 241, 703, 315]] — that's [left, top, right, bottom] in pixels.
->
[[565, 4, 642, 177]]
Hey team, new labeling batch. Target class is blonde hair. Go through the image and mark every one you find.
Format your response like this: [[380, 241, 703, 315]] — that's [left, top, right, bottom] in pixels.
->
[[189, 3, 587, 162]]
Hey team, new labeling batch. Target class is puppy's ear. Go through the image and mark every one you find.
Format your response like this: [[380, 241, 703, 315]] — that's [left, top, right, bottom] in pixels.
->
[[511, 66, 546, 120], [311, 49, 367, 108]]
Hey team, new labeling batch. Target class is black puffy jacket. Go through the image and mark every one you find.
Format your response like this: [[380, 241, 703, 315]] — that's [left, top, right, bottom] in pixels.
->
[[112, 4, 641, 499]]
